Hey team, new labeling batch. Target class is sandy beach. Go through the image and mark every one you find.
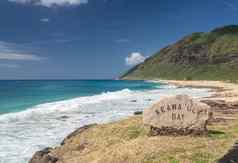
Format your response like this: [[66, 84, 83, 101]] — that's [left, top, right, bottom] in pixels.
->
[[159, 80, 238, 103], [158, 80, 238, 123]]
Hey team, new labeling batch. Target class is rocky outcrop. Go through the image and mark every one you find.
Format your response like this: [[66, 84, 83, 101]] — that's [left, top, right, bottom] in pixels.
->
[[29, 148, 58, 163], [61, 124, 97, 145]]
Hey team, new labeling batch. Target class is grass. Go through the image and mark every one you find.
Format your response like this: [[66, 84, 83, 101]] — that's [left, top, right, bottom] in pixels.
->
[[209, 34, 238, 56], [50, 114, 238, 163], [123, 62, 238, 81], [208, 130, 229, 139], [191, 152, 214, 163], [121, 25, 238, 81]]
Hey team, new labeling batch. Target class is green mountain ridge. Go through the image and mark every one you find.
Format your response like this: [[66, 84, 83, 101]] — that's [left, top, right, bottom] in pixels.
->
[[121, 25, 238, 81]]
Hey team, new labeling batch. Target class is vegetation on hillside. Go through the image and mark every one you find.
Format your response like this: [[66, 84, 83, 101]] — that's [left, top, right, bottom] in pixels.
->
[[121, 25, 238, 81]]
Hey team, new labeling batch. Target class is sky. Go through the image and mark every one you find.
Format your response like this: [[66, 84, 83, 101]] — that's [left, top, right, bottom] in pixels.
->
[[0, 0, 237, 79]]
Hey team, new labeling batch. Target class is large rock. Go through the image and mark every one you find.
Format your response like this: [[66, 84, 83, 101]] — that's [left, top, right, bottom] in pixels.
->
[[28, 148, 58, 163], [143, 95, 211, 135], [61, 124, 97, 145]]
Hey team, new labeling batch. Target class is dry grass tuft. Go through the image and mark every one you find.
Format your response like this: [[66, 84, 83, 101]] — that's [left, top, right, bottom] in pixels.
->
[[50, 114, 238, 163]]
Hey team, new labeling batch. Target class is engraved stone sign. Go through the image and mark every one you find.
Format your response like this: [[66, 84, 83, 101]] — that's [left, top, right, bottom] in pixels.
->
[[143, 95, 211, 135]]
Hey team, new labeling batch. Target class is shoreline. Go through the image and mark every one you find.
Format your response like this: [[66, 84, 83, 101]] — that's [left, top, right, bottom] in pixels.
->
[[158, 80, 238, 122], [29, 80, 238, 163], [158, 80, 238, 103], [1, 80, 211, 163]]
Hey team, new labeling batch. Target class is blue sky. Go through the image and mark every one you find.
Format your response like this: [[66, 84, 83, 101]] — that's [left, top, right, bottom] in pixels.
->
[[0, 0, 237, 79]]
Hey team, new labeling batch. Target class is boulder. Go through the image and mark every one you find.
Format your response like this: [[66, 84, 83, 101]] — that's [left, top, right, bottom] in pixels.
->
[[28, 148, 58, 163], [134, 111, 143, 115], [143, 95, 211, 135]]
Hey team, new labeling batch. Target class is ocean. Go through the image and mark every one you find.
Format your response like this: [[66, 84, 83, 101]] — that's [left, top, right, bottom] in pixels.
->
[[0, 80, 211, 163]]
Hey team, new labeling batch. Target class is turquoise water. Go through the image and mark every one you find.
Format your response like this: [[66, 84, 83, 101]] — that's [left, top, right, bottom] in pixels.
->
[[0, 80, 157, 114], [0, 80, 211, 163]]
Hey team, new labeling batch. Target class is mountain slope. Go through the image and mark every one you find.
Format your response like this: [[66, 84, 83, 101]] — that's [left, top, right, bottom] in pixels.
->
[[121, 25, 238, 81]]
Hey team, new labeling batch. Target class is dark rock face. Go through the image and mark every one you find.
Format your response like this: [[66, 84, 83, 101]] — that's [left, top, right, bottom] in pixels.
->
[[28, 148, 58, 163], [168, 44, 210, 65], [60, 115, 69, 119], [219, 142, 238, 163], [130, 100, 137, 103], [134, 111, 143, 115], [202, 100, 238, 115], [61, 124, 97, 145], [163, 45, 238, 66], [149, 126, 208, 136]]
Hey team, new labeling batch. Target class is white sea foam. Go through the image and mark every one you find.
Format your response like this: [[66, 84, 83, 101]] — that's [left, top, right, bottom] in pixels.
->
[[0, 89, 132, 123], [0, 86, 211, 163]]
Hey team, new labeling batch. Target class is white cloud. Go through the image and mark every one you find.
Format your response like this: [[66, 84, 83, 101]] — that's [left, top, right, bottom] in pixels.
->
[[0, 53, 42, 61], [40, 18, 50, 22], [9, 0, 88, 7], [0, 64, 19, 68], [0, 41, 44, 61], [125, 52, 146, 66]]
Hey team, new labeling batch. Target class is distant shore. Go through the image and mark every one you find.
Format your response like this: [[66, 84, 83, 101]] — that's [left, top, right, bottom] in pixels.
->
[[158, 80, 238, 103], [29, 80, 238, 163]]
